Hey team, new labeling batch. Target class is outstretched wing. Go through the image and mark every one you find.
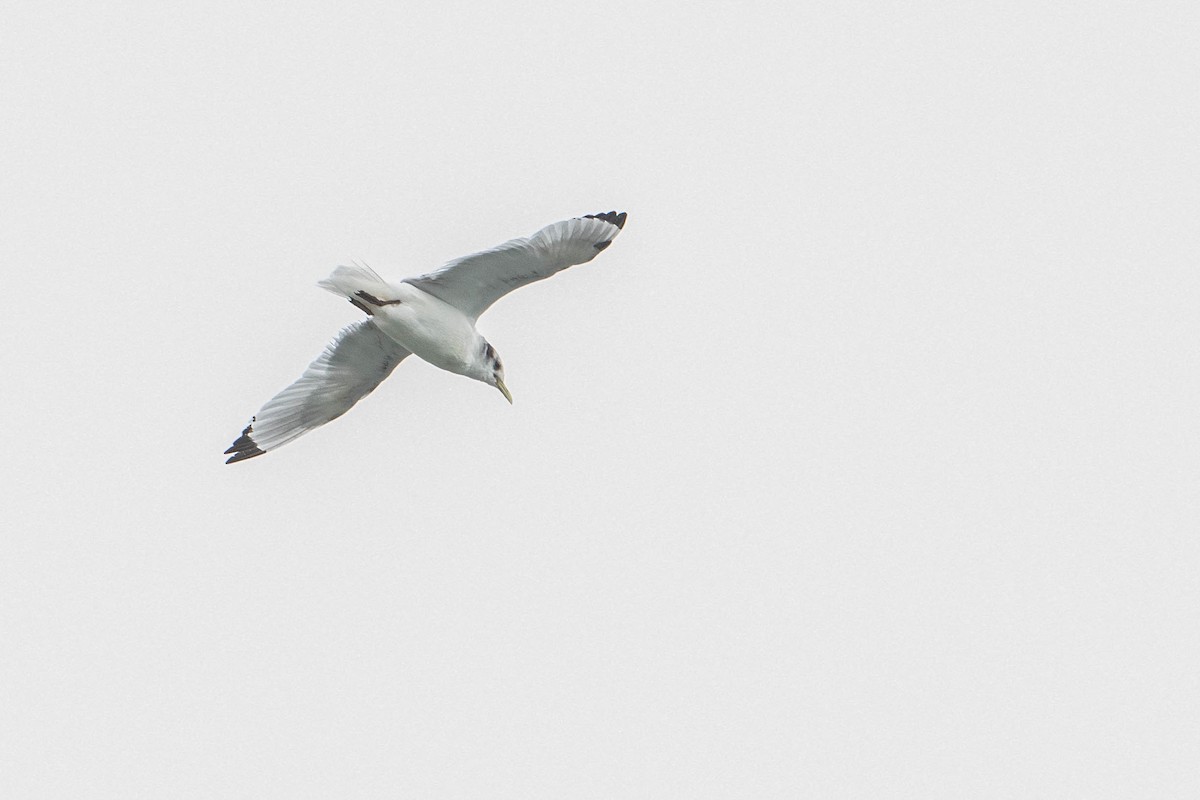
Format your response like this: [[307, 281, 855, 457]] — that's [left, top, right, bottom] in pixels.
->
[[404, 211, 627, 320], [224, 320, 410, 463]]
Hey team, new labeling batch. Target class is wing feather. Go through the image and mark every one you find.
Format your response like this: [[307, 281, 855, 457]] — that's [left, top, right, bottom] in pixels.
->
[[403, 211, 626, 319], [224, 320, 410, 463]]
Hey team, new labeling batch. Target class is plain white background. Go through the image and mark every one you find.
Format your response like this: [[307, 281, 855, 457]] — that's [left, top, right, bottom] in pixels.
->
[[2, 0, 1197, 796]]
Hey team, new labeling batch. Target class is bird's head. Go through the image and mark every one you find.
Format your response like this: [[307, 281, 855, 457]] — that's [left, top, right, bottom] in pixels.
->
[[480, 340, 512, 404]]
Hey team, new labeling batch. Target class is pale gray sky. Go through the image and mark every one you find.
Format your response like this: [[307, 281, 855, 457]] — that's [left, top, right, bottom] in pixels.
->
[[2, 1, 1198, 797]]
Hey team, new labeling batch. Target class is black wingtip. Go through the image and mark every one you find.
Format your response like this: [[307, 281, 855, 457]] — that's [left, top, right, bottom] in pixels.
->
[[224, 422, 266, 464], [584, 210, 627, 230]]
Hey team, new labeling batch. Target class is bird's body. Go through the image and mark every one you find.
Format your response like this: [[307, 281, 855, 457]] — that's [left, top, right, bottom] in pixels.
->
[[225, 211, 627, 463], [375, 287, 485, 377], [326, 272, 484, 376]]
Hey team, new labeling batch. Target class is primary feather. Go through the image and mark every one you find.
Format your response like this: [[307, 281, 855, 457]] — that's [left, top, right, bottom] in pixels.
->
[[224, 321, 410, 463], [405, 211, 627, 320]]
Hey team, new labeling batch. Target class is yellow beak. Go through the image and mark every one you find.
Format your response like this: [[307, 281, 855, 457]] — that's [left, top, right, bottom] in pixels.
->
[[495, 377, 513, 404]]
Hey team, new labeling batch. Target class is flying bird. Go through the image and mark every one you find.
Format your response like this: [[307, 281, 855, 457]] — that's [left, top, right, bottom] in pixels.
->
[[224, 211, 627, 463]]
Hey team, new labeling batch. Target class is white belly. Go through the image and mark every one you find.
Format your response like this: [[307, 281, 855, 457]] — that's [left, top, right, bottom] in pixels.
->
[[372, 284, 481, 375]]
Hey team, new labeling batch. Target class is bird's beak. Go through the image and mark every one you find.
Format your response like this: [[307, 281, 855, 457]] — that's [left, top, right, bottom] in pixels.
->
[[495, 377, 513, 404]]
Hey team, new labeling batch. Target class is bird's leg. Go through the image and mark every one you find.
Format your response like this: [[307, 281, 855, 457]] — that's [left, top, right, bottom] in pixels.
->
[[355, 291, 403, 307]]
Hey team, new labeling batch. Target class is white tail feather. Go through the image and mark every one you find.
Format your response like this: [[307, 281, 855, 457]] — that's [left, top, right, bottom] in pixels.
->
[[318, 262, 393, 299]]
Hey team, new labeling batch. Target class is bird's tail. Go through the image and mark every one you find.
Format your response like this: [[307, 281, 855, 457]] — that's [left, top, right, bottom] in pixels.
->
[[318, 262, 393, 300]]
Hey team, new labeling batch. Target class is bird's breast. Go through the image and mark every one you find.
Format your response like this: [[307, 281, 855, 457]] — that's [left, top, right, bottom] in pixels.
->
[[372, 285, 480, 375]]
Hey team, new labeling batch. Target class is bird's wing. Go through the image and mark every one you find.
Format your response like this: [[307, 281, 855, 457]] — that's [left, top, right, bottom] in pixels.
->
[[404, 211, 627, 320], [225, 320, 410, 463]]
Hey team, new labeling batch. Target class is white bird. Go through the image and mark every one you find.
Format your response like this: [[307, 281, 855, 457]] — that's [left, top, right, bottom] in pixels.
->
[[225, 211, 627, 463]]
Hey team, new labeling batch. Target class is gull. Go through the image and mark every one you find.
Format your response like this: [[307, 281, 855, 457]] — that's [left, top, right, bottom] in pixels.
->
[[224, 210, 627, 463]]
